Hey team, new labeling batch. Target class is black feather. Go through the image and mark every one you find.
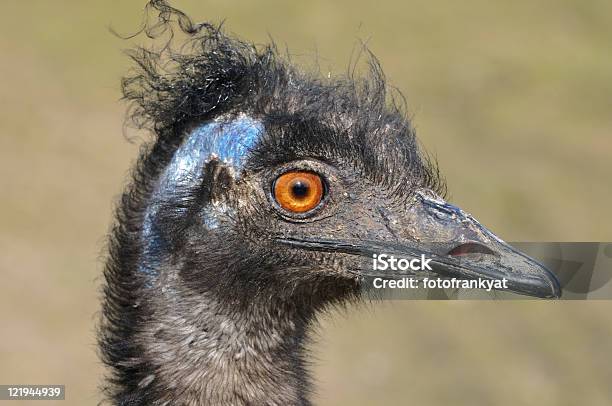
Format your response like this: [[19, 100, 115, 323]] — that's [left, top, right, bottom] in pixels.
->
[[100, 1, 445, 405]]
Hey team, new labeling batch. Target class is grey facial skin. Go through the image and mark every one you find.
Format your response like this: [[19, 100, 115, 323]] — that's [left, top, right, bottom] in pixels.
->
[[277, 189, 561, 299], [144, 113, 561, 299]]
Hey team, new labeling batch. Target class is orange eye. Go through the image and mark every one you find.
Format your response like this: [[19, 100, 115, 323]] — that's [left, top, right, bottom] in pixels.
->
[[273, 171, 324, 213]]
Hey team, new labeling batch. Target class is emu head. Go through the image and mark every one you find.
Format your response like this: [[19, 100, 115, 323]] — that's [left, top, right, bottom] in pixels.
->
[[125, 19, 560, 315]]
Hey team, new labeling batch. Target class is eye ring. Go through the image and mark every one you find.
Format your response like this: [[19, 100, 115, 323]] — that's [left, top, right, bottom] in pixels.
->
[[273, 171, 325, 214]]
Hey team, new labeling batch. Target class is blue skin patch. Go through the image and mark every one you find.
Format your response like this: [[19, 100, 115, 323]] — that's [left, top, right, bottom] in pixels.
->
[[139, 114, 264, 278]]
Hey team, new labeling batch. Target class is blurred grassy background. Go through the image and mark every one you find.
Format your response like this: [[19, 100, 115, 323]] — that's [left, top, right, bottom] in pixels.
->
[[1, 1, 611, 405]]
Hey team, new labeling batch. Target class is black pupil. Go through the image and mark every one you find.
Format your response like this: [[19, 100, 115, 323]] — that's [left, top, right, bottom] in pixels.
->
[[290, 180, 310, 199]]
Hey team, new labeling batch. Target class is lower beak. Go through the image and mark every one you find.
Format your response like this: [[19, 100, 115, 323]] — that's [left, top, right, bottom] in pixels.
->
[[277, 190, 561, 299]]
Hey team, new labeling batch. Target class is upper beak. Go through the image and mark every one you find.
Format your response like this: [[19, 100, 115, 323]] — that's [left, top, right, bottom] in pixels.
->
[[277, 190, 561, 299], [404, 190, 561, 298]]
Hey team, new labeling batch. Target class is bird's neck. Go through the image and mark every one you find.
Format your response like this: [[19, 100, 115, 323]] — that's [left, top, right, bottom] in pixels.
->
[[132, 284, 314, 406]]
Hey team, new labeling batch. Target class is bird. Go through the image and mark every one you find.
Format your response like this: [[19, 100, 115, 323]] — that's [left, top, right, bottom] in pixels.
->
[[99, 2, 561, 405]]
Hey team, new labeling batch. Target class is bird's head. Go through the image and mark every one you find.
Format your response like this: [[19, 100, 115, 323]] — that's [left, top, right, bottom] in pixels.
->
[[129, 13, 560, 310]]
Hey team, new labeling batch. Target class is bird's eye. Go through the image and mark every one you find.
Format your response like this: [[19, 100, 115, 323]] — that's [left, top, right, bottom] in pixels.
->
[[273, 171, 324, 213]]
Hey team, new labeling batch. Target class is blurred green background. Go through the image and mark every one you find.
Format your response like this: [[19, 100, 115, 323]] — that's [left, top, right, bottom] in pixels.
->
[[1, 1, 611, 405]]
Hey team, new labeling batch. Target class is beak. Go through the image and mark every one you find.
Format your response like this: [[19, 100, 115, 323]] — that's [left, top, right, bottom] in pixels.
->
[[277, 190, 561, 299]]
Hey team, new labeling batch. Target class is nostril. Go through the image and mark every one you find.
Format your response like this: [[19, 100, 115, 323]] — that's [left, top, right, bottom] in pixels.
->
[[447, 242, 495, 257]]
